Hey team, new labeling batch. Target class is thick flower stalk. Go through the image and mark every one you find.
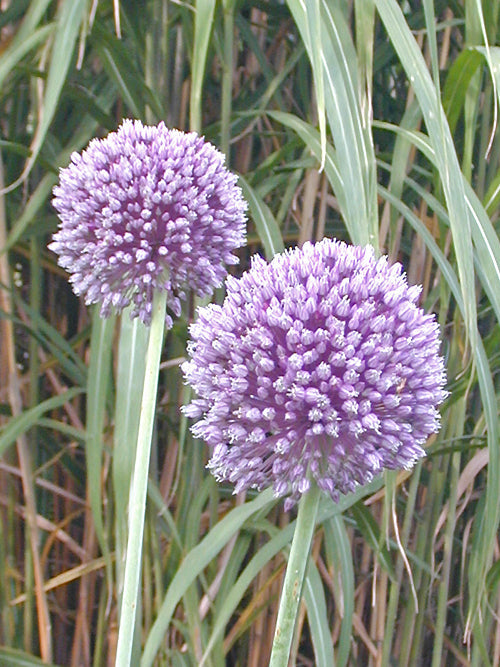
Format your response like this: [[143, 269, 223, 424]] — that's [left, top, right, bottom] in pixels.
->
[[50, 119, 247, 326], [183, 238, 447, 509]]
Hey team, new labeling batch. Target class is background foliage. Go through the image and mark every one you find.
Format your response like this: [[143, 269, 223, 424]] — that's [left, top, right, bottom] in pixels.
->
[[1, 0, 500, 665]]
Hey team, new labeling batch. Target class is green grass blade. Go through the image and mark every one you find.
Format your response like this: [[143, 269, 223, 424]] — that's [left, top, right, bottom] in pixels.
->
[[0, 646, 62, 667], [442, 49, 483, 133], [6, 0, 87, 192], [5, 83, 117, 252], [0, 388, 83, 456], [287, 0, 378, 246], [303, 559, 335, 667], [374, 0, 477, 350], [190, 0, 216, 133], [86, 310, 115, 575], [267, 111, 350, 240], [0, 24, 54, 89], [239, 176, 284, 259], [141, 488, 276, 667], [323, 515, 354, 667]]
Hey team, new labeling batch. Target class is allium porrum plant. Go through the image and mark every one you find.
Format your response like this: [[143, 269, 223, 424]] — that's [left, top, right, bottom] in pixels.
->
[[49, 119, 248, 666], [50, 119, 247, 326], [183, 238, 447, 510]]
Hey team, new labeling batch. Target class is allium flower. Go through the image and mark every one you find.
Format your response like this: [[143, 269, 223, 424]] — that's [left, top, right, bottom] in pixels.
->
[[50, 119, 247, 326], [182, 238, 447, 509]]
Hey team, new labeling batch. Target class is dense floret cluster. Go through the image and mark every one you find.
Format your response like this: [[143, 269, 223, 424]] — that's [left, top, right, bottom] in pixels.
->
[[50, 119, 247, 326], [183, 239, 447, 508]]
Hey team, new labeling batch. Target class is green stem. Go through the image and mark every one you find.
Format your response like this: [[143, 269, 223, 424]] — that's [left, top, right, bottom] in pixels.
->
[[269, 482, 321, 667], [115, 290, 167, 667]]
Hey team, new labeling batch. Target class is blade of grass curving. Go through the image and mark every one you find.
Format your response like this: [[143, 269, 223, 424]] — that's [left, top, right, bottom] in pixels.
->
[[3, 0, 87, 194], [190, 0, 216, 133], [295, 0, 326, 169], [9, 297, 87, 386], [97, 46, 142, 118], [483, 169, 500, 216], [239, 176, 284, 259], [4, 83, 117, 253], [0, 646, 62, 667], [379, 182, 500, 636], [0, 388, 83, 456], [442, 49, 483, 134], [374, 0, 477, 350], [200, 523, 295, 665], [266, 111, 350, 238], [6, 0, 52, 45], [141, 487, 277, 667], [36, 418, 85, 442], [350, 504, 396, 582], [286, 0, 378, 247], [374, 121, 500, 344], [323, 515, 354, 667], [0, 24, 54, 90], [475, 46, 500, 109], [86, 310, 115, 591], [92, 21, 166, 121], [302, 559, 335, 667]]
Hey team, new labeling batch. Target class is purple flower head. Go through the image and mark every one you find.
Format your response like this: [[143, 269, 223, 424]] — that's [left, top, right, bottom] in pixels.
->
[[50, 119, 247, 326], [182, 238, 447, 509]]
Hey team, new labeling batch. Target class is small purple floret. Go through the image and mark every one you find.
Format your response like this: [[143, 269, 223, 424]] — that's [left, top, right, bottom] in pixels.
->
[[50, 119, 247, 326], [182, 239, 447, 509]]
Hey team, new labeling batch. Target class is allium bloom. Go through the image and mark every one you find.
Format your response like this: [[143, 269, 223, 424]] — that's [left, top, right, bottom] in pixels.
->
[[50, 119, 247, 326], [183, 238, 447, 508]]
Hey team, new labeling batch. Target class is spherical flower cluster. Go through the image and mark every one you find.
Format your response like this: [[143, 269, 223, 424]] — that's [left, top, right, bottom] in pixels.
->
[[182, 238, 447, 509], [50, 119, 247, 326]]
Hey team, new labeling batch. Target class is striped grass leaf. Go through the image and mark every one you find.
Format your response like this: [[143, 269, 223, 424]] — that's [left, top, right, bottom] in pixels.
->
[[374, 0, 477, 357], [239, 176, 284, 259], [141, 488, 277, 667], [475, 45, 500, 109], [0, 388, 83, 457], [378, 182, 500, 639], [442, 48, 484, 134], [266, 111, 351, 240], [5, 0, 88, 193], [5, 83, 117, 252], [323, 515, 354, 667], [483, 169, 500, 216], [85, 309, 115, 594], [374, 120, 500, 349], [0, 23, 54, 90], [286, 0, 378, 247], [350, 504, 396, 582], [354, 0, 375, 106], [190, 0, 216, 133], [0, 646, 61, 667], [303, 559, 335, 667]]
